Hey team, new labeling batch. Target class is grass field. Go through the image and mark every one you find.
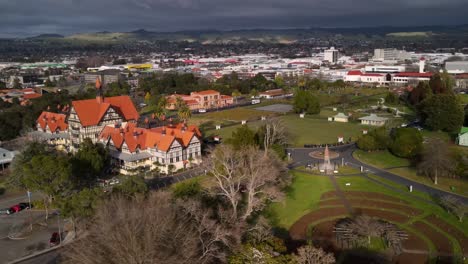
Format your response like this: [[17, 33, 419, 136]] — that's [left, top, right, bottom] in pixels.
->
[[268, 171, 468, 245], [353, 150, 468, 197], [268, 171, 334, 228], [279, 114, 370, 146], [191, 108, 276, 124], [353, 149, 411, 168]]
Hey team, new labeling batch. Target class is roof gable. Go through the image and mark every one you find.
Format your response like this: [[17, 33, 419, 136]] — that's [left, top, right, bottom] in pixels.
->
[[71, 95, 139, 127]]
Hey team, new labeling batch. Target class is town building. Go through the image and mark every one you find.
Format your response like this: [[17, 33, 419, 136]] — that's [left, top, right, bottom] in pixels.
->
[[332, 113, 349, 123], [0, 148, 16, 172], [34, 111, 70, 151], [373, 49, 410, 61], [68, 79, 139, 151], [84, 70, 122, 87], [166, 90, 233, 111], [457, 127, 468, 147], [359, 114, 388, 126], [99, 122, 202, 175], [259, 89, 293, 99], [445, 61, 468, 74], [324, 47, 339, 64], [33, 78, 202, 175]]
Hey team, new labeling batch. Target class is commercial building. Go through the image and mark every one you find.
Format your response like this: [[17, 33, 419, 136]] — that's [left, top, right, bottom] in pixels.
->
[[445, 61, 468, 74], [373, 49, 410, 61], [324, 47, 339, 64]]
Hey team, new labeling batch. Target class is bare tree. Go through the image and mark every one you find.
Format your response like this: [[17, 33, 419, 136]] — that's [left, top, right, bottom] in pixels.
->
[[204, 145, 288, 221], [64, 192, 230, 264], [260, 118, 288, 156], [440, 196, 468, 222], [204, 145, 245, 219], [179, 199, 242, 263], [294, 245, 335, 264], [241, 147, 287, 220], [418, 138, 455, 185]]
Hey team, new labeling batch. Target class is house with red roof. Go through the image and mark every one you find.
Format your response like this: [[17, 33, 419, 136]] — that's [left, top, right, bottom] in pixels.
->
[[33, 78, 203, 175], [99, 122, 202, 175], [33, 111, 70, 151], [166, 90, 233, 111], [67, 78, 139, 151]]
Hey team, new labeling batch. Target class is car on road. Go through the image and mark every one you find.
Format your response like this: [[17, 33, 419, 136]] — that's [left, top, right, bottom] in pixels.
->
[[198, 109, 207, 113], [0, 208, 9, 215], [19, 202, 32, 210], [6, 204, 21, 215], [49, 232, 61, 247]]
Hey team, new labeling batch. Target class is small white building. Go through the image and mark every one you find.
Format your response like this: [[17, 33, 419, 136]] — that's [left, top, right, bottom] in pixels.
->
[[0, 148, 16, 171], [333, 113, 349, 123], [457, 127, 468, 147], [358, 114, 388, 126]]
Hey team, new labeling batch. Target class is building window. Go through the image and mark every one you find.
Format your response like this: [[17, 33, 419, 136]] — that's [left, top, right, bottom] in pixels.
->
[[170, 158, 173, 163], [176, 157, 179, 162]]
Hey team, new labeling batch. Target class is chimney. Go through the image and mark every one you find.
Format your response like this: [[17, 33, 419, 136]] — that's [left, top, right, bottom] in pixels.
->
[[95, 77, 103, 104]]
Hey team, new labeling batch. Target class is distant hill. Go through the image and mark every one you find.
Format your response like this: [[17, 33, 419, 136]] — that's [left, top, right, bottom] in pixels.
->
[[24, 25, 468, 44], [30, 34, 64, 39]]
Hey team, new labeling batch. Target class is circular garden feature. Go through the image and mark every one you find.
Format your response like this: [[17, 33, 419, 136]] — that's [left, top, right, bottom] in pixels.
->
[[289, 191, 468, 264]]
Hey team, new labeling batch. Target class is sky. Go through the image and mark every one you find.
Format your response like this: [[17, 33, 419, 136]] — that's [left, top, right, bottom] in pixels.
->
[[1, 0, 468, 37]]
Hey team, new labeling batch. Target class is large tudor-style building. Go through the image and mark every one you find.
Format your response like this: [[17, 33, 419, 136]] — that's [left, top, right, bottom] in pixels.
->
[[33, 78, 202, 175]]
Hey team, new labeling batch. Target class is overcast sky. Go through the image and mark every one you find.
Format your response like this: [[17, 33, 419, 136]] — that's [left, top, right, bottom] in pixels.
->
[[1, 0, 468, 37]]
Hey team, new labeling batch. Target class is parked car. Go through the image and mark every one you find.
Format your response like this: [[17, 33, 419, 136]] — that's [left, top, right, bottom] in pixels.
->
[[19, 203, 32, 210], [49, 232, 61, 247], [198, 109, 207, 113], [6, 204, 21, 215], [0, 208, 9, 215], [251, 99, 261, 105]]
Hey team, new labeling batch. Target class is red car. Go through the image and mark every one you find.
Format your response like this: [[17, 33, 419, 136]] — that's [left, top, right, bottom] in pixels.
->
[[49, 232, 61, 247], [6, 205, 21, 215]]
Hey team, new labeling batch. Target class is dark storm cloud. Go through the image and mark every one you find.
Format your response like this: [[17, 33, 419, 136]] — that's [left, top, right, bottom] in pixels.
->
[[1, 0, 468, 37]]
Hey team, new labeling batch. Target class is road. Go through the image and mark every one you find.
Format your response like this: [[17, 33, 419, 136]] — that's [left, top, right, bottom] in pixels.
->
[[288, 145, 468, 204]]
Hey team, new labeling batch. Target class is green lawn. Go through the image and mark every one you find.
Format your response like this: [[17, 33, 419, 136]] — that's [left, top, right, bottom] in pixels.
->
[[267, 172, 468, 255], [268, 171, 334, 228], [334, 176, 468, 236], [194, 108, 276, 122], [280, 114, 370, 146], [353, 149, 411, 168], [203, 121, 264, 139], [353, 150, 468, 197]]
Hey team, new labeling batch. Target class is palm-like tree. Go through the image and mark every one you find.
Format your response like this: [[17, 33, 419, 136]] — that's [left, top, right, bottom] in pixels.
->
[[177, 104, 192, 123]]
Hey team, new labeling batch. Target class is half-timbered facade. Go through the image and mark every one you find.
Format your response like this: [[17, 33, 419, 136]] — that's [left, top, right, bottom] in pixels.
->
[[99, 122, 202, 175], [33, 78, 202, 175]]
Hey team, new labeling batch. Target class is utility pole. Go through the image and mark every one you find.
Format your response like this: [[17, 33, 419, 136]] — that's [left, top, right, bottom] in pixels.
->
[[27, 190, 32, 231]]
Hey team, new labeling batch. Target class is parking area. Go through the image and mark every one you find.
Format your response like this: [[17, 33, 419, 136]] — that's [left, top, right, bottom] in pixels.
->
[[0, 194, 63, 263], [255, 104, 293, 113]]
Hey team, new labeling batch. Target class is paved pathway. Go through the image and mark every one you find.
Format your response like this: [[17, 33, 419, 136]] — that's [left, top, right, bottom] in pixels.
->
[[288, 145, 468, 204], [327, 174, 354, 214]]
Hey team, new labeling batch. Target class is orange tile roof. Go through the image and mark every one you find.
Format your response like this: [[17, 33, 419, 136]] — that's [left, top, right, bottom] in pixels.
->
[[23, 93, 42, 99], [100, 122, 200, 153], [192, 90, 220, 95], [37, 111, 68, 132], [71, 96, 139, 127]]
